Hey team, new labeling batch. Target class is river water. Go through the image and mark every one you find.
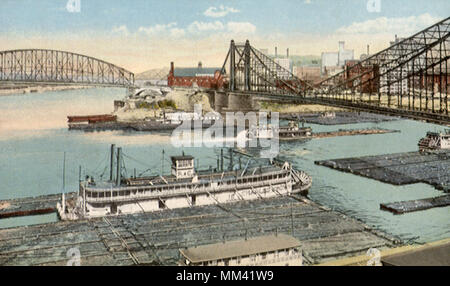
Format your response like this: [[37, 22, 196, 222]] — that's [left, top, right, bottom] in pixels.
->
[[0, 88, 448, 243]]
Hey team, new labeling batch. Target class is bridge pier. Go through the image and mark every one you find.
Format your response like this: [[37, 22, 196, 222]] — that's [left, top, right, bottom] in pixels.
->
[[228, 92, 254, 111], [213, 91, 228, 112], [213, 91, 256, 112], [127, 86, 137, 97]]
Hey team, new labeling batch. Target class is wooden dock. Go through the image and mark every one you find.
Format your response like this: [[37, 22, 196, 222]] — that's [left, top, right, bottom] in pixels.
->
[[0, 195, 401, 266], [380, 195, 450, 214], [0, 193, 76, 219]]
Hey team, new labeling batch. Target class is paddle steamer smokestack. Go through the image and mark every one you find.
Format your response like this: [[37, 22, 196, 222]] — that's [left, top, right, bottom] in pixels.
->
[[116, 147, 122, 186], [229, 148, 233, 171], [110, 144, 115, 181], [220, 149, 224, 171]]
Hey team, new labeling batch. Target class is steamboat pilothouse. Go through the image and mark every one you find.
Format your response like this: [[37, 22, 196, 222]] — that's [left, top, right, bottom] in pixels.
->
[[57, 145, 312, 220]]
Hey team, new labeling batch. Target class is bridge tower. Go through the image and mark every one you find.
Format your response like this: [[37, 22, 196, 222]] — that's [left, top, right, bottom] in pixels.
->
[[244, 40, 251, 91], [229, 40, 236, 92], [221, 40, 310, 95]]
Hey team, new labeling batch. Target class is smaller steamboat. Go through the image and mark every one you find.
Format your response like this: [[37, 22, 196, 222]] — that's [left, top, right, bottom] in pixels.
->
[[418, 129, 450, 151]]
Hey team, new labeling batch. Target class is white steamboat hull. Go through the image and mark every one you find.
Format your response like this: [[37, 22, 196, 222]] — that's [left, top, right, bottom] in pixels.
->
[[98, 182, 288, 217], [58, 177, 311, 220]]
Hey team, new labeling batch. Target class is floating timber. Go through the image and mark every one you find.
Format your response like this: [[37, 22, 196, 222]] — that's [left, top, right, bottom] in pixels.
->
[[311, 128, 399, 139], [280, 112, 400, 125], [380, 195, 450, 214], [0, 195, 400, 266], [247, 124, 397, 142], [315, 150, 450, 191], [0, 193, 76, 219]]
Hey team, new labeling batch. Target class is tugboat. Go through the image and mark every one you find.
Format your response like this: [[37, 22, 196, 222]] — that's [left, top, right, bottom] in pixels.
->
[[418, 129, 450, 151], [57, 145, 312, 220]]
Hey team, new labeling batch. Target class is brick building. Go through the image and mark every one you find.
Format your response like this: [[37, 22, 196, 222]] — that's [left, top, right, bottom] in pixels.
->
[[167, 62, 226, 89], [419, 69, 450, 94], [296, 66, 322, 84], [344, 60, 379, 93]]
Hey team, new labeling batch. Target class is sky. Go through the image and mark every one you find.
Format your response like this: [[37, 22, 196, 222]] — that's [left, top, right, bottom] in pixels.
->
[[0, 0, 449, 72]]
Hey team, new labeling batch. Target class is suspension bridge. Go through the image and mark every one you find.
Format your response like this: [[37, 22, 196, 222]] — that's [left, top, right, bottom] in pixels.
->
[[219, 16, 450, 125]]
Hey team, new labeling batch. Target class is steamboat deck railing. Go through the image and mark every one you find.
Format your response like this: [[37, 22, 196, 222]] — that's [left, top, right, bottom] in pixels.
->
[[84, 176, 292, 204]]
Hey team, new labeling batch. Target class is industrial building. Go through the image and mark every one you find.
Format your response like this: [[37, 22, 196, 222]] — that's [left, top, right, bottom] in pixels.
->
[[344, 43, 449, 97], [167, 62, 225, 89], [275, 58, 293, 79], [296, 66, 322, 84], [321, 41, 354, 76], [379, 36, 408, 94], [344, 59, 379, 93], [421, 69, 450, 94], [270, 47, 294, 79]]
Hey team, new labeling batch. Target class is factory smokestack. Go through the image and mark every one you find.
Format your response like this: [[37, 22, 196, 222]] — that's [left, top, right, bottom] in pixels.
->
[[275, 47, 277, 58], [287, 48, 289, 58]]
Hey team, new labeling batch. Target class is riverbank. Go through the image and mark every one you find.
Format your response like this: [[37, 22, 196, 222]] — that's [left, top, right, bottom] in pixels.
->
[[259, 101, 348, 113], [0, 83, 94, 95], [317, 237, 450, 266]]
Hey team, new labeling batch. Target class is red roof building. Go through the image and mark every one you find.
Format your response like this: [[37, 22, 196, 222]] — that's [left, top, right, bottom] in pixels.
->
[[168, 62, 226, 89]]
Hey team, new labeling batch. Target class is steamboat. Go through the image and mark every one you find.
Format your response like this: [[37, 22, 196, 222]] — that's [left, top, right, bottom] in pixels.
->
[[57, 145, 312, 220], [248, 121, 312, 141], [418, 129, 450, 151]]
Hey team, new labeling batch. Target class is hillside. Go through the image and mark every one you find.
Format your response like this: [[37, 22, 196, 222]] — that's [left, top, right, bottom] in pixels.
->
[[135, 67, 170, 80]]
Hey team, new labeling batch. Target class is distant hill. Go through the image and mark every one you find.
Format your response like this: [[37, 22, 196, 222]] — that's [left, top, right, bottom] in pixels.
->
[[135, 67, 170, 80], [292, 55, 321, 67]]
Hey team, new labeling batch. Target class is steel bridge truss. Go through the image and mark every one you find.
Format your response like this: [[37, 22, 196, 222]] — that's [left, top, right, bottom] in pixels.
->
[[0, 49, 134, 87], [315, 16, 450, 119], [221, 40, 312, 95]]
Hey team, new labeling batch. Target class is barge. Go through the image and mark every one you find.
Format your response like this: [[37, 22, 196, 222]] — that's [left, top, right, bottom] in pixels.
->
[[57, 145, 312, 220], [67, 114, 117, 124]]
